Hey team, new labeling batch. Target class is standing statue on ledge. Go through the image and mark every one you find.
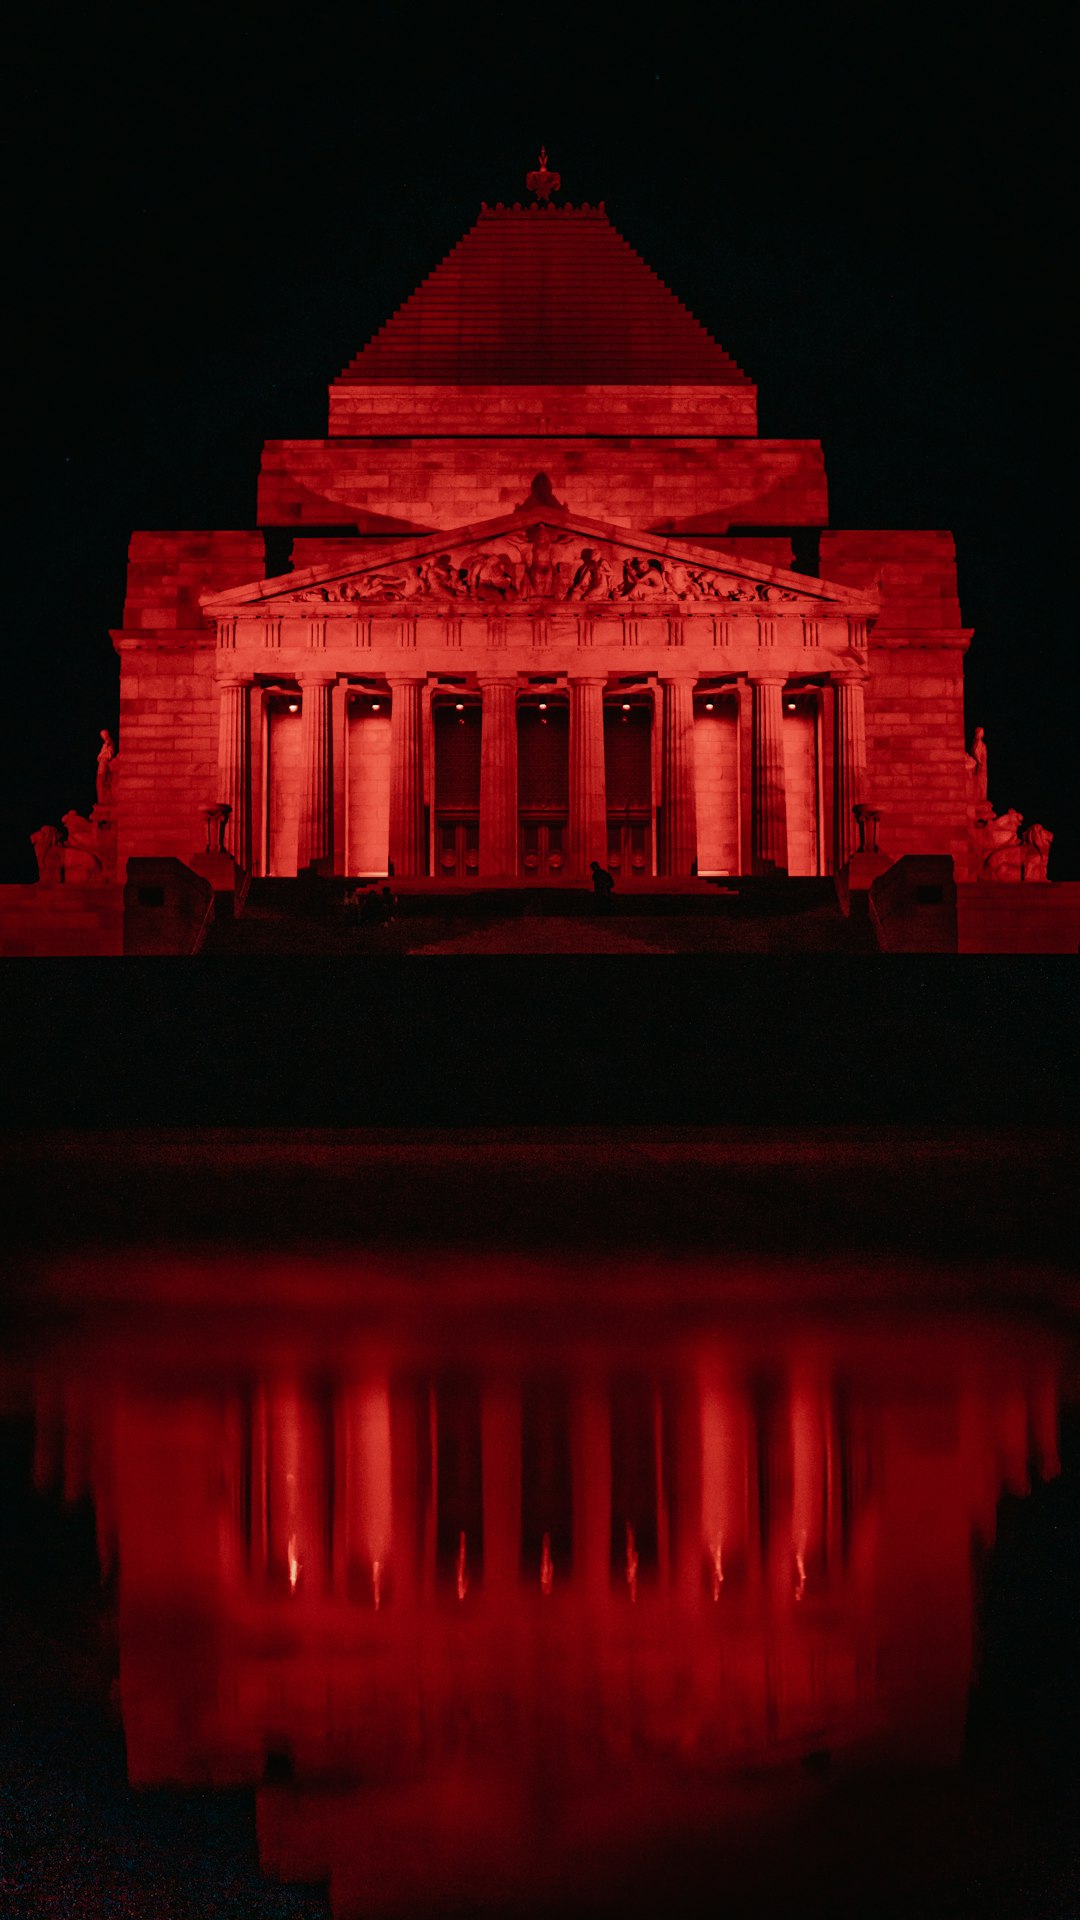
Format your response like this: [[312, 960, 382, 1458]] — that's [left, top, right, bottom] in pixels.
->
[[96, 729, 117, 806], [965, 725, 988, 802]]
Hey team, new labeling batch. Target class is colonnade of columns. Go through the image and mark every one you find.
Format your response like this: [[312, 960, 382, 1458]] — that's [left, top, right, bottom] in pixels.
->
[[216, 670, 867, 879], [246, 1376, 854, 1605]]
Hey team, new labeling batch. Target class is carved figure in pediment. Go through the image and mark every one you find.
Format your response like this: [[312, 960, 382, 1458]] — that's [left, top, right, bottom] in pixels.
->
[[725, 583, 754, 603], [421, 553, 464, 598], [567, 547, 615, 600], [524, 525, 562, 598], [31, 824, 65, 883], [684, 567, 724, 599], [342, 570, 416, 602], [463, 550, 518, 600], [620, 555, 687, 599]]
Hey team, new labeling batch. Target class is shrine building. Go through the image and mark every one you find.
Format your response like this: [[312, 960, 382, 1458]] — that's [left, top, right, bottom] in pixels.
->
[[11, 159, 1078, 952], [113, 175, 971, 891]]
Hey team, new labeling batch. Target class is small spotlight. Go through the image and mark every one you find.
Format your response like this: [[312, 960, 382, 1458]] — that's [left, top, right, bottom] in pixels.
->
[[538, 702, 547, 711], [287, 701, 299, 713], [704, 701, 714, 711], [621, 703, 631, 711], [455, 702, 464, 711], [787, 700, 797, 710], [371, 701, 381, 711]]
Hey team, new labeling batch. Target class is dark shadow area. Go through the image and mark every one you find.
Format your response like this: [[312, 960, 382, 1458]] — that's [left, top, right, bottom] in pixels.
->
[[1, 961, 1078, 1130]]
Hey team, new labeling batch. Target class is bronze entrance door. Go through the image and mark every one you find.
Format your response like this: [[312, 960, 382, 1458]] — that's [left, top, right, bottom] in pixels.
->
[[435, 817, 480, 877], [606, 812, 651, 877], [433, 699, 481, 880], [518, 700, 569, 880], [604, 699, 654, 878]]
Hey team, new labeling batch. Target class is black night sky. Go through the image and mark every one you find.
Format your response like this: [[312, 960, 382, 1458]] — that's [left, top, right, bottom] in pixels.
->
[[6, 10, 1076, 880]]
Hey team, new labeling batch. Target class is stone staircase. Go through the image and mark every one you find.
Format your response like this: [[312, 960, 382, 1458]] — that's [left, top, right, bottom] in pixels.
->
[[202, 876, 874, 954]]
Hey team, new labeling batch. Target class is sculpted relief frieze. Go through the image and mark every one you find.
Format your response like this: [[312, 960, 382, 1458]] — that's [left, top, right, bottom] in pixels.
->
[[292, 526, 807, 611]]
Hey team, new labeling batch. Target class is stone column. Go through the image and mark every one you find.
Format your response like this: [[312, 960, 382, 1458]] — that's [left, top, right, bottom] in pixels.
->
[[569, 675, 607, 876], [388, 675, 426, 877], [659, 674, 698, 876], [216, 678, 251, 870], [750, 673, 788, 874], [478, 677, 518, 877], [297, 674, 334, 873], [833, 674, 868, 868]]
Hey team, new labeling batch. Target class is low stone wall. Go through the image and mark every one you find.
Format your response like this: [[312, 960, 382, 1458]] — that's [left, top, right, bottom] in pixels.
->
[[957, 883, 1080, 954], [123, 859, 215, 955], [0, 884, 124, 956], [868, 856, 958, 952]]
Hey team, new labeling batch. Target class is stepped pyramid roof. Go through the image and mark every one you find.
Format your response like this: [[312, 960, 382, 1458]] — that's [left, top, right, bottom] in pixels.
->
[[337, 202, 751, 387]]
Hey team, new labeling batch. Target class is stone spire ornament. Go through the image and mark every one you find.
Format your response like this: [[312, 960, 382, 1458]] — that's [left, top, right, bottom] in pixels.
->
[[526, 148, 560, 202]]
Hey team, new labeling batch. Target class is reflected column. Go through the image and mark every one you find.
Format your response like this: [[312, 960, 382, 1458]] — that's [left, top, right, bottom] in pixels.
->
[[266, 1384, 326, 1594], [571, 1380, 611, 1602], [481, 1383, 522, 1598], [339, 1380, 393, 1605]]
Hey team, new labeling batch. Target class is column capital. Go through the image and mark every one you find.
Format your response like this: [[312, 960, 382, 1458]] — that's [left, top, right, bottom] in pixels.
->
[[476, 671, 520, 689], [658, 668, 699, 687], [748, 669, 787, 688], [387, 670, 426, 688], [297, 670, 336, 688], [216, 673, 252, 690], [831, 665, 869, 687]]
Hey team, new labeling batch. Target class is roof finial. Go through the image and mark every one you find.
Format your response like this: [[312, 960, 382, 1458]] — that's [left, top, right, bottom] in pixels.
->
[[526, 147, 560, 203]]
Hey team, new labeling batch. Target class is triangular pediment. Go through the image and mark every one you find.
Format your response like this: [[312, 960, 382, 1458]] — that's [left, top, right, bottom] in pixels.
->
[[203, 509, 878, 619]]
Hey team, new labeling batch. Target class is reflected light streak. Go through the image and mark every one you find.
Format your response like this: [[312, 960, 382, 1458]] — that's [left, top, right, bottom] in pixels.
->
[[456, 1530, 468, 1601], [626, 1522, 639, 1603], [794, 1529, 808, 1602], [540, 1531, 553, 1596]]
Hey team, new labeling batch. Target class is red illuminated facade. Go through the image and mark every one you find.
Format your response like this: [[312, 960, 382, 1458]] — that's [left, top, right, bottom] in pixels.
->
[[112, 197, 968, 889]]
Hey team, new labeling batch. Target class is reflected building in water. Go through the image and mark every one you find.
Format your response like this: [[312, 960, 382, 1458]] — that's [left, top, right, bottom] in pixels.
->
[[30, 1311, 1061, 1913]]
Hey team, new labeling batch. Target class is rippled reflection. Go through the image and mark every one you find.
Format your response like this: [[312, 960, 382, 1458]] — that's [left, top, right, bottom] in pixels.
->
[[25, 1310, 1063, 1914]]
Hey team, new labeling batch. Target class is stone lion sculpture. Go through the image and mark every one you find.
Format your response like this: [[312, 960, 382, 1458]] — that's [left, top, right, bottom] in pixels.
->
[[30, 823, 66, 883], [58, 812, 104, 884], [980, 810, 1053, 882]]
